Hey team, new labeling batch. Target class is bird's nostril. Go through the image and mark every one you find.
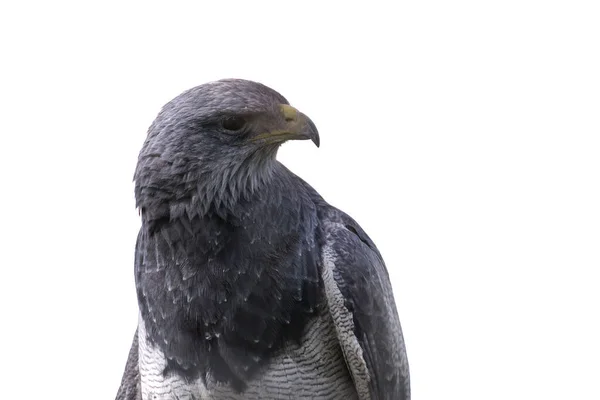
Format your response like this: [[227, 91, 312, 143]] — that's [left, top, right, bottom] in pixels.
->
[[280, 104, 298, 123]]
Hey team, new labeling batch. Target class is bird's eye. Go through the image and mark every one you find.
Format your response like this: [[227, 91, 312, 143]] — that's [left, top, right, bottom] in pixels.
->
[[221, 116, 246, 132]]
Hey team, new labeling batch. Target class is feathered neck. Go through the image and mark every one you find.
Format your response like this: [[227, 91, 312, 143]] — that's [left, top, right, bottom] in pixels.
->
[[135, 146, 280, 224]]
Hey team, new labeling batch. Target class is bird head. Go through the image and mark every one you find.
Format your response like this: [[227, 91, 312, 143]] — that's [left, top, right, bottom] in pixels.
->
[[134, 79, 320, 218]]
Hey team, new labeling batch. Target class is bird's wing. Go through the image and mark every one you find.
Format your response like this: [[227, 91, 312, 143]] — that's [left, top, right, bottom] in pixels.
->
[[115, 329, 142, 400], [321, 209, 410, 400]]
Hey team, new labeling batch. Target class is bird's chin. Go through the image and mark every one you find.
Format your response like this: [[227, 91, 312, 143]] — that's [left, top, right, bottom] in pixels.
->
[[255, 142, 283, 157]]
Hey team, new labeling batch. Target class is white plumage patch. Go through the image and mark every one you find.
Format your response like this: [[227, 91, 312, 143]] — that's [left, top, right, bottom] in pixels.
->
[[138, 315, 204, 400], [137, 311, 358, 399]]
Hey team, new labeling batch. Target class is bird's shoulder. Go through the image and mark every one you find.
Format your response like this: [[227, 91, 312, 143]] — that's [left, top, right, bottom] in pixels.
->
[[307, 201, 410, 400]]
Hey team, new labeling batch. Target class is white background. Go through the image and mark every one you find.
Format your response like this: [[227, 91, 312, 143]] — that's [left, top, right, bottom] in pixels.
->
[[1, 1, 599, 399]]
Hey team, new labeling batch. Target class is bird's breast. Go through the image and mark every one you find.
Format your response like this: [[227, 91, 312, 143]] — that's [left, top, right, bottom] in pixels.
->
[[138, 306, 358, 399], [135, 207, 324, 392]]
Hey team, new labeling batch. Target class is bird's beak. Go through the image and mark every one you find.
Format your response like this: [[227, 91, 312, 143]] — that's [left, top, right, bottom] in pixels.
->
[[253, 104, 320, 148]]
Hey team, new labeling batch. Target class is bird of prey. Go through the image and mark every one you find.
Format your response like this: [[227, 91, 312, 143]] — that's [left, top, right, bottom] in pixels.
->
[[116, 79, 410, 400]]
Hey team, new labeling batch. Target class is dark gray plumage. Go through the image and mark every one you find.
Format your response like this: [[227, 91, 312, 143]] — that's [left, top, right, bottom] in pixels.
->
[[116, 79, 410, 400]]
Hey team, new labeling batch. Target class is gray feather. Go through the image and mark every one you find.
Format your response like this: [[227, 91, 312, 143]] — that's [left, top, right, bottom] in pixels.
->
[[321, 211, 411, 400]]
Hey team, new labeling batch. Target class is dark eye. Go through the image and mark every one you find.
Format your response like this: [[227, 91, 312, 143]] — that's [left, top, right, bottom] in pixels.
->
[[221, 116, 246, 132]]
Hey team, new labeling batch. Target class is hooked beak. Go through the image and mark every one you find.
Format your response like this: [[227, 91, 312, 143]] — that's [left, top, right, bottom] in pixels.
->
[[252, 104, 320, 147]]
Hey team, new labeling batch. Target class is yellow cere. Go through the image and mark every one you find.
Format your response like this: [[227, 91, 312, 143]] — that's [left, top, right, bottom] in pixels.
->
[[279, 104, 298, 122]]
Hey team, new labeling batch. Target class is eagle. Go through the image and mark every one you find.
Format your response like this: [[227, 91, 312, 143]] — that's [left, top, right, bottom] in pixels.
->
[[116, 79, 410, 400]]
